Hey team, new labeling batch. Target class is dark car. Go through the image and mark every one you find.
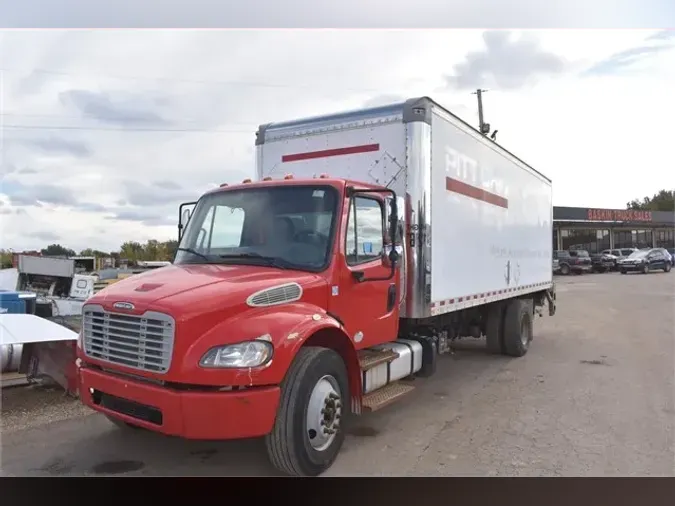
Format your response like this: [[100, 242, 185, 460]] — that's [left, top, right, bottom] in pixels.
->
[[590, 252, 617, 273], [666, 248, 675, 266], [554, 249, 592, 275], [618, 248, 672, 274], [601, 248, 638, 269]]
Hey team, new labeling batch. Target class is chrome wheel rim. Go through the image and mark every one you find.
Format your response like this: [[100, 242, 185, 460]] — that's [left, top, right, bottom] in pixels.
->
[[306, 375, 342, 452]]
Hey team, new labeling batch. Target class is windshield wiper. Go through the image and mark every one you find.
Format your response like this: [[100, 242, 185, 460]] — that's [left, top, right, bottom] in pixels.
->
[[218, 253, 294, 269], [176, 247, 211, 261]]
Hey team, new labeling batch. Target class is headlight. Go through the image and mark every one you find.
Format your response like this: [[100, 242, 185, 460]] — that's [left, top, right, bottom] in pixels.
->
[[199, 340, 273, 368]]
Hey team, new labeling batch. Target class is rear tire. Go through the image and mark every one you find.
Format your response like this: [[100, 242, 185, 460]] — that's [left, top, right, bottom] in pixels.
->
[[560, 264, 570, 276], [266, 346, 349, 477], [502, 299, 533, 358], [620, 269, 627, 274], [642, 264, 649, 274], [485, 303, 505, 354], [665, 263, 671, 273]]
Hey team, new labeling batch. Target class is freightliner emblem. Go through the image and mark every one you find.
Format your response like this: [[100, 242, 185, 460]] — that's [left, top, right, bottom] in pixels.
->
[[113, 301, 135, 311]]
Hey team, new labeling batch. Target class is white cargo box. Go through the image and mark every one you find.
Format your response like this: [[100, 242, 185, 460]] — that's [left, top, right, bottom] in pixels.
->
[[256, 97, 553, 319]]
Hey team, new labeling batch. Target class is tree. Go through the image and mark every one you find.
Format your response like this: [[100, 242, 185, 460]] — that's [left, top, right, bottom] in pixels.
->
[[41, 244, 77, 257], [627, 190, 674, 212], [119, 241, 145, 264], [0, 249, 13, 269]]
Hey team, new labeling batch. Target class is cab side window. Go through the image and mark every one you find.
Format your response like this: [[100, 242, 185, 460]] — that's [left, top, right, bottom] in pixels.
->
[[345, 196, 384, 265]]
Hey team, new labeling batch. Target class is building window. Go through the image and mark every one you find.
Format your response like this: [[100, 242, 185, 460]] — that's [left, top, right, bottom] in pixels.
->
[[656, 229, 675, 248], [613, 229, 653, 249], [560, 228, 609, 253]]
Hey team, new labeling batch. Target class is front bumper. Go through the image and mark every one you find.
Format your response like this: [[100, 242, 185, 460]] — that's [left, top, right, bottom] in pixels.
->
[[619, 263, 645, 271], [79, 367, 281, 440]]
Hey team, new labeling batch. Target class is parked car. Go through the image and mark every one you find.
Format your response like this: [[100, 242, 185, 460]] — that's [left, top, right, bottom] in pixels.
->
[[590, 252, 617, 273], [618, 248, 672, 274], [600, 248, 638, 270], [666, 248, 675, 266], [552, 258, 560, 274], [554, 249, 592, 275]]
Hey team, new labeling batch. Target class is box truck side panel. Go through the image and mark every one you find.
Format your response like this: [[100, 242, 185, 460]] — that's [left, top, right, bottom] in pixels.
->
[[429, 108, 553, 315], [256, 111, 407, 197]]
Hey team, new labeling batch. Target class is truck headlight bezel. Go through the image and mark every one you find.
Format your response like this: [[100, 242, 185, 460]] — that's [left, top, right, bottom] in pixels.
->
[[199, 339, 274, 369]]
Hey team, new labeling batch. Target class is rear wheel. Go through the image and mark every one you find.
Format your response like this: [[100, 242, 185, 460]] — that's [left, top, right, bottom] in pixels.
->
[[620, 269, 627, 274], [502, 299, 533, 357], [560, 264, 570, 276], [642, 264, 649, 274], [266, 346, 349, 477], [664, 263, 671, 273], [485, 303, 505, 354]]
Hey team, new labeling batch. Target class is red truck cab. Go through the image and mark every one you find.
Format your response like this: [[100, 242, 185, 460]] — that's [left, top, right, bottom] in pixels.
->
[[77, 176, 401, 476]]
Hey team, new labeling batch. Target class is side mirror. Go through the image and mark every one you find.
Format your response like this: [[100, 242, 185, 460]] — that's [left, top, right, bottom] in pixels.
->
[[178, 201, 197, 241]]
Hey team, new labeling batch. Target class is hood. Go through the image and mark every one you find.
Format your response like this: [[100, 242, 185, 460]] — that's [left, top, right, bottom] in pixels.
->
[[91, 263, 328, 321]]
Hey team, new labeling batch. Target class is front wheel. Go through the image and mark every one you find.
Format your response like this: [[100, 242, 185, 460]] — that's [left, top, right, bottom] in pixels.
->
[[560, 264, 570, 276], [620, 269, 627, 274], [665, 263, 671, 273], [266, 346, 349, 477], [642, 264, 649, 274]]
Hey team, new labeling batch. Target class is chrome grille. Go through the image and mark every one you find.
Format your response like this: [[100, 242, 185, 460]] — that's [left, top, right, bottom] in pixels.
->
[[82, 304, 175, 373]]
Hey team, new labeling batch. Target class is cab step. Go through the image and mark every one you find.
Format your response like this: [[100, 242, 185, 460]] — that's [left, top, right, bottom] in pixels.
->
[[358, 348, 399, 371], [362, 382, 415, 413]]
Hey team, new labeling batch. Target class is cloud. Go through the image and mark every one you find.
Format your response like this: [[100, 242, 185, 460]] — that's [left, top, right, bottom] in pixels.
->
[[2, 179, 78, 207], [444, 31, 567, 90], [583, 31, 675, 76], [33, 230, 61, 241], [59, 89, 169, 125], [25, 135, 91, 157], [107, 210, 174, 227], [0, 28, 673, 253]]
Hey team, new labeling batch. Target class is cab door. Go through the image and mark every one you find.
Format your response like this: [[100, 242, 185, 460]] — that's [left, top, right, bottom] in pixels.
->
[[328, 193, 400, 348]]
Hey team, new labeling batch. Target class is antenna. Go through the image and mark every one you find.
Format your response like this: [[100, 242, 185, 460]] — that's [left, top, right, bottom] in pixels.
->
[[471, 89, 492, 136]]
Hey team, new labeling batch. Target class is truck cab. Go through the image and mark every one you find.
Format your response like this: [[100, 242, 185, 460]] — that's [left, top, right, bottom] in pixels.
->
[[77, 176, 402, 476]]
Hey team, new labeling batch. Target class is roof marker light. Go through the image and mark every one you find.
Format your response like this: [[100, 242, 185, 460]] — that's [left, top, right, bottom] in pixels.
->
[[242, 178, 252, 184], [319, 173, 330, 179], [283, 174, 294, 180], [263, 177, 273, 181], [219, 183, 229, 187]]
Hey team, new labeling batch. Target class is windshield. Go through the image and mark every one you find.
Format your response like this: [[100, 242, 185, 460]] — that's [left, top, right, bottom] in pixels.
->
[[628, 250, 649, 258], [175, 185, 338, 271]]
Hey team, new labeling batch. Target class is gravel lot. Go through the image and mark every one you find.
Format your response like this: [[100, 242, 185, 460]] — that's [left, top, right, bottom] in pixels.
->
[[1, 271, 673, 476]]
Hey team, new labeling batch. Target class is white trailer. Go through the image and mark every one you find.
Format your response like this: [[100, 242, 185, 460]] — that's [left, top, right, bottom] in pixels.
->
[[256, 97, 556, 355]]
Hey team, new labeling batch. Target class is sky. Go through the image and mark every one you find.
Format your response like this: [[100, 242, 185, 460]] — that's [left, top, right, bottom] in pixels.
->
[[0, 27, 674, 253]]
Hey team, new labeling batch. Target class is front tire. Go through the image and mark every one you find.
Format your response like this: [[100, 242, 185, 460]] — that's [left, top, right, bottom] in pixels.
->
[[502, 299, 533, 358], [642, 264, 649, 274], [560, 264, 570, 276], [664, 263, 671, 273], [620, 269, 627, 274], [266, 346, 349, 477]]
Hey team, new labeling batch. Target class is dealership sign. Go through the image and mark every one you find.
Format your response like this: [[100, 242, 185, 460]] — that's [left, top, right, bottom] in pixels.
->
[[587, 208, 653, 222]]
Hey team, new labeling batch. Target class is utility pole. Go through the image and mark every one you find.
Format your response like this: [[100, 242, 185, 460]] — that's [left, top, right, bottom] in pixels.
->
[[471, 88, 490, 135]]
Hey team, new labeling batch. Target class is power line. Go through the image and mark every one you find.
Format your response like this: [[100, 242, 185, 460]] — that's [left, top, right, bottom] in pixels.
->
[[0, 66, 384, 93], [2, 124, 251, 133], [0, 112, 259, 126]]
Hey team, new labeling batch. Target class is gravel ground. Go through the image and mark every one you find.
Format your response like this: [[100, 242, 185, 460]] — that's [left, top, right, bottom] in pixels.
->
[[1, 271, 673, 476], [0, 385, 93, 433]]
